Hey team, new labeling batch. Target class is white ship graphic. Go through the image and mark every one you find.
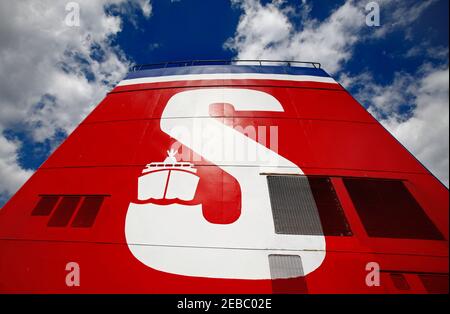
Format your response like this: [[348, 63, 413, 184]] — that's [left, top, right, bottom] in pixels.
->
[[137, 149, 200, 202], [126, 89, 325, 280]]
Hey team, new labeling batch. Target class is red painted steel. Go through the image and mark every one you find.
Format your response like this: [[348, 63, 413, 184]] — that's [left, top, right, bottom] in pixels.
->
[[0, 73, 447, 294]]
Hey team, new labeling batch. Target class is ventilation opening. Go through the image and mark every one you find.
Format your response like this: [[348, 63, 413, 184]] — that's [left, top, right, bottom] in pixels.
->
[[419, 274, 449, 294], [390, 273, 410, 291], [47, 196, 81, 227], [308, 177, 352, 236], [268, 254, 304, 279], [33, 194, 108, 228], [31, 196, 60, 216], [343, 178, 444, 240], [269, 254, 308, 293], [71, 196, 105, 228], [267, 176, 322, 235], [267, 175, 351, 236]]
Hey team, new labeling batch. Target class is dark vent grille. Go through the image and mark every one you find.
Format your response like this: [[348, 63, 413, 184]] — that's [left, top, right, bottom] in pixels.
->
[[31, 196, 59, 216], [71, 196, 104, 228], [419, 274, 449, 294], [32, 194, 108, 228], [390, 273, 410, 290], [343, 178, 444, 240], [267, 175, 351, 236], [308, 177, 352, 236], [47, 196, 81, 227], [267, 176, 323, 235]]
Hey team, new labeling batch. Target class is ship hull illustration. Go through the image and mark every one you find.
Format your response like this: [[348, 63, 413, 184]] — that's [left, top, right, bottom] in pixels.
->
[[137, 151, 200, 202], [125, 89, 326, 280]]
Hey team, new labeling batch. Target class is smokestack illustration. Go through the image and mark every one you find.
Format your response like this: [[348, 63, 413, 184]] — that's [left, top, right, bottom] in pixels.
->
[[0, 60, 447, 293]]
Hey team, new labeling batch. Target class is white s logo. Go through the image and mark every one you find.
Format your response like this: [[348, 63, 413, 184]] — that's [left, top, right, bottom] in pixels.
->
[[125, 88, 325, 279]]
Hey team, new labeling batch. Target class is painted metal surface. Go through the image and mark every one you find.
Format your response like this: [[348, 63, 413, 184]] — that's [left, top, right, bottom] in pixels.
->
[[0, 64, 448, 293]]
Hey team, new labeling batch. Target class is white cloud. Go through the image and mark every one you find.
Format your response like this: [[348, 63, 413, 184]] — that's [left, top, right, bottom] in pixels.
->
[[404, 44, 449, 62], [225, 0, 438, 74], [346, 66, 449, 187], [137, 0, 153, 17], [0, 0, 151, 204], [340, 70, 417, 119], [372, 0, 437, 38], [0, 135, 34, 200], [225, 0, 366, 73], [381, 67, 449, 187], [226, 0, 448, 186], [109, 0, 152, 27]]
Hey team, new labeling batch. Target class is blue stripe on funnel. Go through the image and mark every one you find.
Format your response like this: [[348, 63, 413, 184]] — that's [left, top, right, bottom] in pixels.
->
[[125, 65, 331, 80]]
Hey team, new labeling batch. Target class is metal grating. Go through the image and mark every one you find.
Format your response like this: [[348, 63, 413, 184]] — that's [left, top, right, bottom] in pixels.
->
[[308, 177, 352, 236], [268, 254, 304, 279], [267, 175, 323, 235], [343, 178, 444, 240]]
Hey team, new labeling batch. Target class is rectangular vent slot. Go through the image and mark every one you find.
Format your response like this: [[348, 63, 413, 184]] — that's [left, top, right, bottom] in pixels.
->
[[343, 178, 444, 240], [390, 273, 410, 291], [308, 177, 352, 236], [31, 196, 59, 216], [33, 194, 108, 228], [419, 274, 449, 294], [71, 196, 104, 228], [267, 176, 323, 235], [47, 196, 81, 227], [267, 175, 351, 236], [268, 254, 304, 279]]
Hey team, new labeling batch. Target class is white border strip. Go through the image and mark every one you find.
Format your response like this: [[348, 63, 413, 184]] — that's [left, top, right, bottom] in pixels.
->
[[117, 73, 337, 87]]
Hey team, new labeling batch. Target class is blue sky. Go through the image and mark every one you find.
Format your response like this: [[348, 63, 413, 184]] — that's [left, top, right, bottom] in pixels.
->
[[0, 0, 448, 207], [111, 0, 241, 62], [113, 0, 448, 78]]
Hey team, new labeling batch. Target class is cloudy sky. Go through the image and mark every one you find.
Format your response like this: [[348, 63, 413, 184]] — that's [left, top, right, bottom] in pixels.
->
[[0, 0, 448, 207]]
